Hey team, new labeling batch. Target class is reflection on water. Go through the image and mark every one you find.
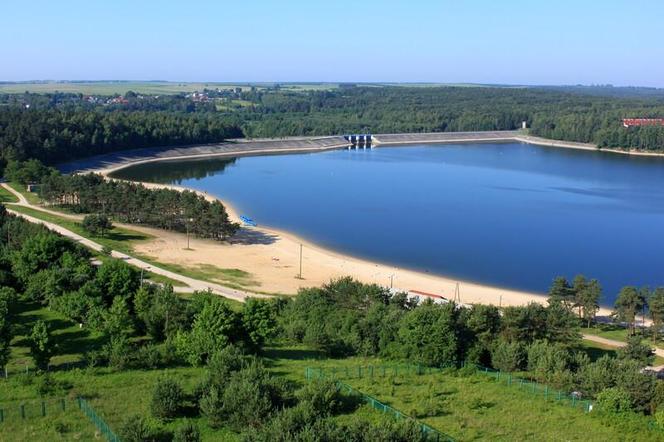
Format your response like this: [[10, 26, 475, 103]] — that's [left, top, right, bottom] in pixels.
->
[[113, 157, 237, 184]]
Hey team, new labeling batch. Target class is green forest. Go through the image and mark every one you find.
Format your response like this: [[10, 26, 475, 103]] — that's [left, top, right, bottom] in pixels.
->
[[1, 86, 664, 172], [1, 202, 664, 439]]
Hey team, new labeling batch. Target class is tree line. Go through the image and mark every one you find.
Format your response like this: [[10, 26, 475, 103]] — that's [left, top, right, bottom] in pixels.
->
[[0, 106, 242, 166], [16, 166, 239, 240], [0, 208, 430, 440], [277, 277, 664, 418], [2, 86, 664, 175]]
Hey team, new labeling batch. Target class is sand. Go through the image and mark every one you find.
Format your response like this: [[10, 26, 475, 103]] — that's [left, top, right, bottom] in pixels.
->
[[77, 130, 664, 315], [91, 166, 612, 316]]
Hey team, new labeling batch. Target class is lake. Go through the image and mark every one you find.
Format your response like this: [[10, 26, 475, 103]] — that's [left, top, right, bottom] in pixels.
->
[[112, 142, 664, 304]]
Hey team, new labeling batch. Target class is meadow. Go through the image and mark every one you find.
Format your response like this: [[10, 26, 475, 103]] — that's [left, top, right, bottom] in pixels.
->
[[0, 81, 341, 95]]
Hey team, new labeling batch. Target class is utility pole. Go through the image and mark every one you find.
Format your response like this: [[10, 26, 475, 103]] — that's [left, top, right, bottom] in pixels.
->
[[390, 274, 394, 289], [297, 243, 303, 279], [453, 282, 461, 304]]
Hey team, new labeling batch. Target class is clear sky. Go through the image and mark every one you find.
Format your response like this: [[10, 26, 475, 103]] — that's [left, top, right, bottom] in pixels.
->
[[2, 0, 663, 86]]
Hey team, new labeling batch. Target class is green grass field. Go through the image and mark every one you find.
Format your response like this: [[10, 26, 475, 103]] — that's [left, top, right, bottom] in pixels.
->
[[319, 367, 663, 441], [6, 183, 41, 205], [0, 186, 19, 203], [0, 81, 345, 95], [6, 205, 152, 254], [3, 298, 663, 441]]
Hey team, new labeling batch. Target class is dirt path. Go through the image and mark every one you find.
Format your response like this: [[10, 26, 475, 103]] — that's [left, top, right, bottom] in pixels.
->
[[1, 183, 263, 303]]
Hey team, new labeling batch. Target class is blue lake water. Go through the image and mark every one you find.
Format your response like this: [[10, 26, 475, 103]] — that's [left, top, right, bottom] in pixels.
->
[[112, 142, 664, 305]]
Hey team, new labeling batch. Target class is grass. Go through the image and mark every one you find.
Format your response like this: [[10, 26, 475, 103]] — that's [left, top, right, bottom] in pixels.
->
[[0, 81, 342, 95], [6, 204, 152, 255], [6, 183, 41, 205], [324, 368, 664, 441], [131, 256, 267, 293], [6, 203, 267, 293], [0, 185, 19, 203], [0, 395, 98, 441], [6, 301, 104, 374], [3, 303, 663, 442], [581, 338, 664, 366], [586, 323, 664, 350]]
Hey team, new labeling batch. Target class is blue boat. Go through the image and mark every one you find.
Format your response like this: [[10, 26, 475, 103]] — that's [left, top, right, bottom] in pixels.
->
[[240, 215, 257, 227]]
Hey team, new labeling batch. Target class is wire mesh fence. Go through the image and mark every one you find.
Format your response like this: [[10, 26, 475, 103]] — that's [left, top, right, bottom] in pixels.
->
[[2, 360, 88, 378], [0, 396, 117, 441], [77, 397, 119, 442], [305, 361, 593, 414], [305, 366, 456, 442], [0, 397, 75, 422]]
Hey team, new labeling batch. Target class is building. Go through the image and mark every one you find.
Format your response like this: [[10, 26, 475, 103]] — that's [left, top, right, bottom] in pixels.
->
[[622, 118, 664, 128]]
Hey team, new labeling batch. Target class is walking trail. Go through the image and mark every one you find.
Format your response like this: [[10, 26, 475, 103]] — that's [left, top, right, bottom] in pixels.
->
[[1, 183, 263, 302]]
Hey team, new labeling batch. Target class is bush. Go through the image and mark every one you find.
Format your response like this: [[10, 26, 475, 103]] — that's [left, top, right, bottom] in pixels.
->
[[118, 414, 152, 442], [151, 378, 185, 420], [491, 339, 525, 372], [595, 387, 633, 413], [295, 379, 342, 417], [35, 374, 72, 397], [132, 343, 162, 370], [173, 420, 201, 442], [201, 361, 288, 431], [105, 336, 132, 370]]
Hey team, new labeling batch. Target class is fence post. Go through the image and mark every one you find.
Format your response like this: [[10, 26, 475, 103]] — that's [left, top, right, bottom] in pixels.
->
[[61, 399, 66, 411], [20, 404, 25, 419], [0, 409, 3, 423], [41, 401, 46, 417]]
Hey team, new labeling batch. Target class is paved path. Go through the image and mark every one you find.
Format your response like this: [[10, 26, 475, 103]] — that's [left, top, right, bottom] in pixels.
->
[[582, 333, 664, 360], [1, 183, 262, 303]]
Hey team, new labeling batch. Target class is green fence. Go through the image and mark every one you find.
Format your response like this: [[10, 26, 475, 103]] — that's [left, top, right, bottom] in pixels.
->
[[470, 362, 593, 413], [306, 361, 593, 414], [0, 397, 76, 422], [305, 367, 455, 442], [77, 397, 119, 442]]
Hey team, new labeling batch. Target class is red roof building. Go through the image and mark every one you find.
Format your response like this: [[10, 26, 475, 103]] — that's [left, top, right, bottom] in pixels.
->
[[622, 118, 664, 128]]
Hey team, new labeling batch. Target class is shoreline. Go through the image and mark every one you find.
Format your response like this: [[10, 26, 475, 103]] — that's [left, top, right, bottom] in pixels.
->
[[83, 132, 632, 316]]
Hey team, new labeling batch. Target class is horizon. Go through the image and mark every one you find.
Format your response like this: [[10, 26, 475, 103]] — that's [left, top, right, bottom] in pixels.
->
[[2, 0, 664, 87], [2, 80, 663, 90]]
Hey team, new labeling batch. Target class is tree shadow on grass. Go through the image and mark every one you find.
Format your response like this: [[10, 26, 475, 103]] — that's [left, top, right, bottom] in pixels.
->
[[99, 230, 149, 242]]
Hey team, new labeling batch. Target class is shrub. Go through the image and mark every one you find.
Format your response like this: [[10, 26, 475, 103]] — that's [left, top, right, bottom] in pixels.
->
[[151, 378, 185, 420], [173, 420, 201, 442], [35, 374, 72, 397], [105, 336, 132, 370], [491, 339, 525, 372], [118, 414, 152, 442], [295, 379, 342, 417], [595, 387, 633, 413], [132, 343, 162, 370], [199, 385, 224, 429]]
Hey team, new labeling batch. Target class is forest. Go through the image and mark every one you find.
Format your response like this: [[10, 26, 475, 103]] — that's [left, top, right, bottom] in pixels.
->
[[2, 86, 664, 173], [1, 200, 664, 439], [18, 167, 240, 241]]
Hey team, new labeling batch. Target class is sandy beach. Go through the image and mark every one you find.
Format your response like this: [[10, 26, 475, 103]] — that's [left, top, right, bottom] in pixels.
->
[[80, 129, 664, 315], [91, 136, 617, 317]]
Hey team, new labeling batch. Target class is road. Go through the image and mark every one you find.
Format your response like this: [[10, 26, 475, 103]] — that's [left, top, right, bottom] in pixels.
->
[[1, 183, 263, 303]]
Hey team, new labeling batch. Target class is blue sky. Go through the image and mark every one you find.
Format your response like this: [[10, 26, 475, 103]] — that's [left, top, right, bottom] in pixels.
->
[[2, 0, 663, 86]]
